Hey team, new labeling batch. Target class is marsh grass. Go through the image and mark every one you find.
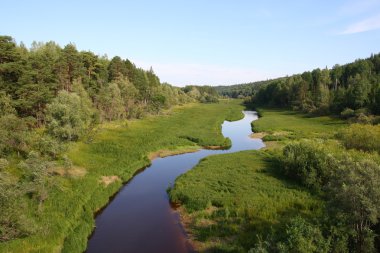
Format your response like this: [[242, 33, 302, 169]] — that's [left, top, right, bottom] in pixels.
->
[[251, 108, 346, 140], [169, 151, 323, 252], [0, 100, 244, 253], [170, 107, 347, 252]]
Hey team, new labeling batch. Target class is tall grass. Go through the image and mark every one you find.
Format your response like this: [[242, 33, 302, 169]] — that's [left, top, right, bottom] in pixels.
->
[[169, 151, 322, 252], [251, 108, 346, 139], [0, 100, 244, 253], [169, 107, 347, 252]]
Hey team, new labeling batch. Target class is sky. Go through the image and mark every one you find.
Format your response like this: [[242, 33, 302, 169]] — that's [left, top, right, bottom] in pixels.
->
[[1, 0, 380, 86]]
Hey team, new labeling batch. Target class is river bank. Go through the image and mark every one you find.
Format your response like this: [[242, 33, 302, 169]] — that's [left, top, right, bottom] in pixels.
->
[[169, 108, 347, 252], [0, 100, 244, 253], [85, 111, 264, 252]]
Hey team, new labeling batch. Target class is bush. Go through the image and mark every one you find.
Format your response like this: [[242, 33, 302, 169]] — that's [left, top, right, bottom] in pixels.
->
[[281, 140, 336, 191], [352, 113, 372, 124], [33, 135, 64, 158], [45, 91, 93, 141], [340, 108, 355, 119], [337, 124, 380, 153], [277, 217, 330, 253]]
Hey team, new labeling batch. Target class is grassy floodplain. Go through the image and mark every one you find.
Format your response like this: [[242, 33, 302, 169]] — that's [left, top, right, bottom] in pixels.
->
[[252, 108, 346, 140], [0, 100, 244, 253], [169, 107, 348, 252]]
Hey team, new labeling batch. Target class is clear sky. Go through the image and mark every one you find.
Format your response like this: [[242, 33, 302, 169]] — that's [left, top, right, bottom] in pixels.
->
[[1, 0, 380, 86]]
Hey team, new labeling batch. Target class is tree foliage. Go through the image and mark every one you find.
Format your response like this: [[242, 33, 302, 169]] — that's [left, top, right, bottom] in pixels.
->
[[219, 53, 380, 117], [45, 90, 93, 141]]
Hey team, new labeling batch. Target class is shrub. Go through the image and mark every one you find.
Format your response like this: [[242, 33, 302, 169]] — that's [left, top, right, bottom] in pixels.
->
[[337, 124, 380, 153], [352, 113, 372, 124], [45, 91, 93, 141], [281, 140, 336, 191], [340, 108, 355, 119], [277, 217, 330, 253]]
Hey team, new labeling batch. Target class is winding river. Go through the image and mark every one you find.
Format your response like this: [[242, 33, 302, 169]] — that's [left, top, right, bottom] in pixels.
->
[[86, 111, 264, 253]]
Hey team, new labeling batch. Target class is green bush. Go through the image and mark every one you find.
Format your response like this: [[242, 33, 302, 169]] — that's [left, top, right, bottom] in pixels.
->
[[45, 91, 93, 141], [340, 108, 355, 119], [281, 140, 336, 191], [337, 124, 380, 153], [277, 217, 330, 253]]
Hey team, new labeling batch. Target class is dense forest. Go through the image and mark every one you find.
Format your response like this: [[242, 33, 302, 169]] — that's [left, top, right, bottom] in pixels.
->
[[0, 35, 219, 243], [217, 54, 380, 121], [224, 54, 380, 120]]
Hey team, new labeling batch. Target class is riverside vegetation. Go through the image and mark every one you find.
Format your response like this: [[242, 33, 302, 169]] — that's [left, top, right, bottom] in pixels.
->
[[0, 35, 237, 252], [1, 34, 380, 253], [170, 108, 380, 252], [170, 53, 380, 252], [0, 100, 244, 253]]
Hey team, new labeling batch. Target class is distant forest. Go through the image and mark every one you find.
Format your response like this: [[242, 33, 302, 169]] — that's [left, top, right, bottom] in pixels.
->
[[217, 53, 380, 119]]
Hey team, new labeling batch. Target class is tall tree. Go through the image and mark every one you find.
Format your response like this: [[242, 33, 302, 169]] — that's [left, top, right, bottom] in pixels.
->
[[56, 44, 83, 92]]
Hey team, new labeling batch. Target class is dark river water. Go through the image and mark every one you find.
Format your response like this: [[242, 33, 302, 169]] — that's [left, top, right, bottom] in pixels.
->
[[85, 111, 264, 253]]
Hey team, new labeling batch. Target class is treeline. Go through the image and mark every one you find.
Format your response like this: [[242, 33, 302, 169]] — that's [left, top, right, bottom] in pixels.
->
[[182, 85, 219, 103], [251, 53, 380, 117], [0, 36, 195, 126], [215, 80, 270, 98], [0, 35, 217, 241], [0, 35, 222, 142]]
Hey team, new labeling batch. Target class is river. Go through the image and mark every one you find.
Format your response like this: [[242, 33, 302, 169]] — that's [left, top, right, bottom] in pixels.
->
[[85, 111, 264, 253]]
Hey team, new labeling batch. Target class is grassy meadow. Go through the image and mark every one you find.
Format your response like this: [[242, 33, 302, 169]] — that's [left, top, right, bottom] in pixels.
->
[[169, 151, 323, 252], [169, 108, 348, 252], [0, 100, 244, 253], [252, 108, 346, 141]]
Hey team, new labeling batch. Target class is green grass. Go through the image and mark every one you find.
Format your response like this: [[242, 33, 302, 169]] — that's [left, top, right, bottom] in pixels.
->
[[169, 107, 347, 252], [252, 108, 346, 140], [0, 100, 244, 253], [169, 151, 322, 252]]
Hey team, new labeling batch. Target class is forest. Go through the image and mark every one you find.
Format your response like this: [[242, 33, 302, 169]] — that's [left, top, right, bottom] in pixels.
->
[[250, 54, 380, 119], [215, 80, 271, 99], [0, 35, 220, 246]]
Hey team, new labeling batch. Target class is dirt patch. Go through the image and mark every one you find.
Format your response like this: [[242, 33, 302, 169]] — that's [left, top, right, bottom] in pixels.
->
[[100, 175, 121, 186], [148, 147, 200, 161], [175, 206, 199, 250], [262, 141, 283, 150], [203, 145, 225, 150], [174, 205, 220, 252], [250, 132, 267, 139]]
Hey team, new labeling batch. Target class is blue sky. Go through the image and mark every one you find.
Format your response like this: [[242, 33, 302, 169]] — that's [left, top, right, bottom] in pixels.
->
[[1, 0, 380, 86]]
